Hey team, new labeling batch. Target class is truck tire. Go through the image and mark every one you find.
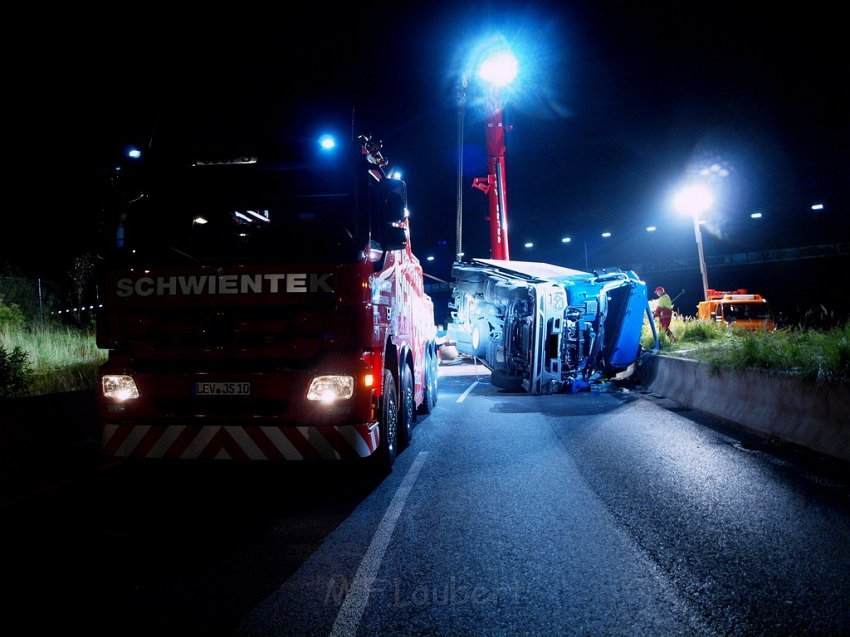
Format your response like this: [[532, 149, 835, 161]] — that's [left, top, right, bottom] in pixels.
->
[[372, 369, 399, 473], [471, 318, 489, 359], [428, 342, 439, 409], [398, 363, 415, 449], [418, 342, 438, 415]]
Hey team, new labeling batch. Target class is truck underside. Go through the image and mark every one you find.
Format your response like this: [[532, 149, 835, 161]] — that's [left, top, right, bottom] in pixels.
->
[[446, 259, 655, 394]]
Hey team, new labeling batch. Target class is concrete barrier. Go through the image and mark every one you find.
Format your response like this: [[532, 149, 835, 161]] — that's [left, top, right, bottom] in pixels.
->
[[638, 354, 850, 463]]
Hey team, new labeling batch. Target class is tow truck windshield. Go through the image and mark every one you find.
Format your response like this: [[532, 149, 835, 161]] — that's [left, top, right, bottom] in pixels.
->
[[723, 303, 773, 322], [114, 159, 369, 266]]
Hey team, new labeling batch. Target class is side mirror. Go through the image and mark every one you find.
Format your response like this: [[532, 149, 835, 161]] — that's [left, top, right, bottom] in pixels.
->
[[380, 178, 407, 225]]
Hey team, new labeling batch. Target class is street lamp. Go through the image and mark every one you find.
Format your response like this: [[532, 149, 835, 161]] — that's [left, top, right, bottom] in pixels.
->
[[468, 46, 519, 261], [673, 184, 714, 302]]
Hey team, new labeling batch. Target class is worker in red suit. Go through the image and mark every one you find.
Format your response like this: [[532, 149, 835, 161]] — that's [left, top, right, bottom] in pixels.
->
[[653, 286, 677, 341]]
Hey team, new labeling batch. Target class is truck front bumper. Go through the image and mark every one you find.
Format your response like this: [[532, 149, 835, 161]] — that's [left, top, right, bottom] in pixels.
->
[[102, 421, 380, 460]]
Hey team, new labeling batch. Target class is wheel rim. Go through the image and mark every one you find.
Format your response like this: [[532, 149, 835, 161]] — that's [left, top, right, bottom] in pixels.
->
[[382, 368, 398, 457], [386, 388, 397, 453], [403, 368, 414, 437]]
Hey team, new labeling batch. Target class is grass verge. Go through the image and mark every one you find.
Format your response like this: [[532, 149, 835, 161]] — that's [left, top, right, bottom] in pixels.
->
[[1, 325, 108, 397], [641, 316, 850, 385]]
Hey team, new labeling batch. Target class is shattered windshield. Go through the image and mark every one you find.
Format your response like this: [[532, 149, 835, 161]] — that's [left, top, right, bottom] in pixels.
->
[[117, 159, 367, 266]]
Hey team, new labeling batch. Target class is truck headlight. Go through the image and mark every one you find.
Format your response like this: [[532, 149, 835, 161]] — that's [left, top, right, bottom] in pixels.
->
[[307, 375, 354, 402], [102, 375, 140, 400]]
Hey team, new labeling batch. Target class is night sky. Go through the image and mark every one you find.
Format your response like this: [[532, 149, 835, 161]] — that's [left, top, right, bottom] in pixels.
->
[[6, 2, 848, 315]]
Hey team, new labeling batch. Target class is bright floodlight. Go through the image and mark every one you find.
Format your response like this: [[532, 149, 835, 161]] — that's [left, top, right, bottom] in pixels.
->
[[673, 184, 714, 217], [477, 50, 519, 88], [127, 148, 142, 159], [319, 134, 336, 150]]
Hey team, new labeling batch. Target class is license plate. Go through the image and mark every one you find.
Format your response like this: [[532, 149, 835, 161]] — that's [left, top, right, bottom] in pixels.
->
[[194, 382, 251, 396]]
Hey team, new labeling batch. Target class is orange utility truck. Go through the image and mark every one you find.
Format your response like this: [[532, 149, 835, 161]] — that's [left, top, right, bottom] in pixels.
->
[[697, 289, 776, 331]]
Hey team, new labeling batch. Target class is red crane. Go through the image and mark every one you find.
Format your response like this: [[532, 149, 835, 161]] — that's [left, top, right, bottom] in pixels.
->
[[472, 105, 511, 260]]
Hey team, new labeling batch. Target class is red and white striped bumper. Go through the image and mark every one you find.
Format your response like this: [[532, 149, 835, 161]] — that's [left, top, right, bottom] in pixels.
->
[[103, 422, 380, 460]]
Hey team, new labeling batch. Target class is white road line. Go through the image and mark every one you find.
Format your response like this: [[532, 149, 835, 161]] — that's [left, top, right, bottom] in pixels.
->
[[328, 451, 428, 637], [457, 381, 479, 403]]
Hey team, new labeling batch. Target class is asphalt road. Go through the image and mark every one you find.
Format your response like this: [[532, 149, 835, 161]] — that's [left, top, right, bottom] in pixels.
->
[[2, 367, 849, 636]]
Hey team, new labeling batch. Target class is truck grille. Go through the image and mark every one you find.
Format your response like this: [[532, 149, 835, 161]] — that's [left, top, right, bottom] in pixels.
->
[[153, 397, 288, 417]]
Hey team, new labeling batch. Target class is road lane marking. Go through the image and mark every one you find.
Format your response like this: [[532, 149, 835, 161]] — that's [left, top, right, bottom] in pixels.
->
[[457, 381, 479, 403], [329, 451, 428, 637]]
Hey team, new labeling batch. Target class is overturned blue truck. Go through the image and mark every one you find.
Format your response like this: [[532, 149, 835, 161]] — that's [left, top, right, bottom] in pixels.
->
[[445, 259, 657, 394]]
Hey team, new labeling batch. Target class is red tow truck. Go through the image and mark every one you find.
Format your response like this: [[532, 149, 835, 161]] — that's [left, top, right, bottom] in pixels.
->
[[96, 134, 438, 472]]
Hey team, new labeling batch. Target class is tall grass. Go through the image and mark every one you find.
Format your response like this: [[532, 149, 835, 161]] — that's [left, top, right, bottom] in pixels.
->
[[643, 315, 850, 385], [0, 325, 108, 396]]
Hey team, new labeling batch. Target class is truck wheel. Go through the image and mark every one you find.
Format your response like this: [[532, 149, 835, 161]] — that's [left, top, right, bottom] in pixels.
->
[[471, 318, 489, 358], [427, 342, 439, 409], [418, 342, 438, 415], [398, 363, 415, 449], [372, 369, 399, 473]]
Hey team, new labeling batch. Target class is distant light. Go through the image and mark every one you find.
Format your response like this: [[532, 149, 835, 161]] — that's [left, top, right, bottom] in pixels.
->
[[392, 170, 402, 180], [524, 242, 533, 248], [477, 50, 519, 88], [319, 135, 336, 150], [811, 203, 824, 210], [426, 255, 435, 261], [601, 232, 611, 238], [646, 226, 657, 232], [127, 148, 142, 159], [561, 237, 571, 243], [750, 212, 763, 219]]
